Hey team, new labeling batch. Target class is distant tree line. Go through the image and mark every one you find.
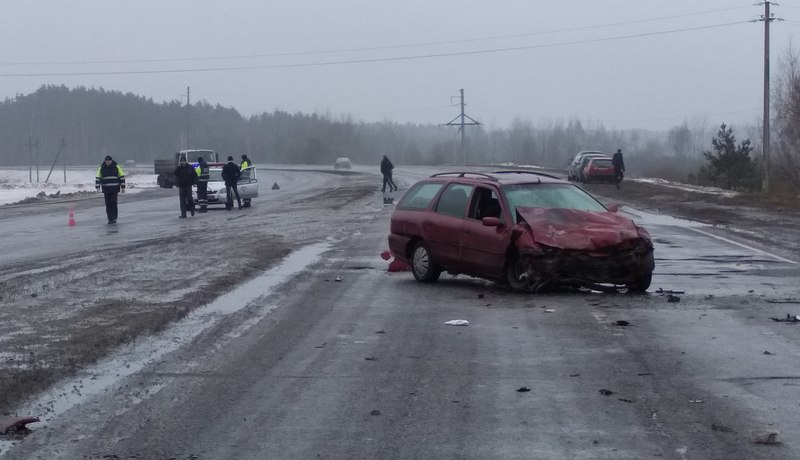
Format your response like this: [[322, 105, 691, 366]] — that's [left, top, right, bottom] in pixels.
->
[[8, 83, 800, 197]]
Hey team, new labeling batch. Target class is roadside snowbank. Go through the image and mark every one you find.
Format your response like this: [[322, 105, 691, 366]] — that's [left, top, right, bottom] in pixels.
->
[[0, 167, 157, 205]]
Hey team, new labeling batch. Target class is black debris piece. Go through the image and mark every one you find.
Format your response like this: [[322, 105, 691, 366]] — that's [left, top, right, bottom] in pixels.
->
[[517, 387, 531, 392], [656, 288, 686, 295], [613, 320, 630, 326], [763, 351, 775, 355], [711, 423, 734, 433], [667, 295, 680, 303], [618, 398, 634, 403], [599, 389, 614, 396], [370, 409, 381, 416], [771, 314, 800, 323]]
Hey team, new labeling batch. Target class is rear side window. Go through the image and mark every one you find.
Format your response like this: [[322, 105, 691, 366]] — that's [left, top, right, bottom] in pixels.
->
[[436, 183, 474, 218], [591, 159, 613, 168], [398, 182, 444, 209]]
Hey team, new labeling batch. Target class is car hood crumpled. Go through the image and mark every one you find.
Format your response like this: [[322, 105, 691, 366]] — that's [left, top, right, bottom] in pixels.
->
[[516, 207, 644, 251]]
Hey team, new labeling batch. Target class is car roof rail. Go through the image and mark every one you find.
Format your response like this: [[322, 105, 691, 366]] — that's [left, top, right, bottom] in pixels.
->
[[429, 172, 499, 181], [492, 170, 562, 180]]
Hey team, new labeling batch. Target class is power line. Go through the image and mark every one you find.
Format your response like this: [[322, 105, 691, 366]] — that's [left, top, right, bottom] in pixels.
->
[[0, 21, 749, 78], [0, 6, 754, 68]]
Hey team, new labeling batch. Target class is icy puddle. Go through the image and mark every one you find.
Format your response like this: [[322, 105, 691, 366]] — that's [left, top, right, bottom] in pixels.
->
[[0, 242, 331, 456]]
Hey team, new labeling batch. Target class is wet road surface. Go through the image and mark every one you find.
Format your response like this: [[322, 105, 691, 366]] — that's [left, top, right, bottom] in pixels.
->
[[2, 166, 800, 459]]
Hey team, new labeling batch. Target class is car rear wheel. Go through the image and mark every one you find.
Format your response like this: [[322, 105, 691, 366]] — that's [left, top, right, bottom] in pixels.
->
[[411, 241, 441, 283]]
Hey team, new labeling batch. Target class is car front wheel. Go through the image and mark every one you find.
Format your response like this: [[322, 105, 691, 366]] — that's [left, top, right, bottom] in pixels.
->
[[506, 253, 530, 291], [411, 241, 441, 283]]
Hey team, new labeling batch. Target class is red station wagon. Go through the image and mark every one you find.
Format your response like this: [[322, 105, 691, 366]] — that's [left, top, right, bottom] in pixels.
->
[[582, 157, 616, 184], [388, 171, 655, 292]]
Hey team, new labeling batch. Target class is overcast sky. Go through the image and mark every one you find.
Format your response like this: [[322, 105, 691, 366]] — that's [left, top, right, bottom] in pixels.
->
[[1, 1, 798, 132]]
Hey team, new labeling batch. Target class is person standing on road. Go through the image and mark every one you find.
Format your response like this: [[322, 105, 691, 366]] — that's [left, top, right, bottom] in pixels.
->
[[95, 155, 125, 224], [222, 156, 243, 210], [380, 155, 397, 193], [240, 154, 252, 170], [195, 156, 210, 213], [612, 149, 626, 189], [173, 156, 197, 218]]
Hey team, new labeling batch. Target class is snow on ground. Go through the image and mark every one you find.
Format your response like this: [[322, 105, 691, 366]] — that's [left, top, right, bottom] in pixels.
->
[[633, 177, 739, 197], [0, 167, 157, 205]]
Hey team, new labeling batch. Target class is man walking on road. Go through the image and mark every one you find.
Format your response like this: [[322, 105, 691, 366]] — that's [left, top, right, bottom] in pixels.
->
[[195, 156, 210, 213], [222, 156, 242, 210], [173, 156, 197, 218], [380, 155, 398, 193], [95, 155, 125, 224], [612, 149, 626, 189]]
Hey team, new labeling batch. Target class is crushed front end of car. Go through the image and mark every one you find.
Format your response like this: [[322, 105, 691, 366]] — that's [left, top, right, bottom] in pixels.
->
[[509, 207, 655, 292]]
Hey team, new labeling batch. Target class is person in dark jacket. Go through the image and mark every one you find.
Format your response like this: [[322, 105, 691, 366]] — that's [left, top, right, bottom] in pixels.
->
[[173, 156, 197, 218], [380, 155, 397, 193], [221, 156, 242, 210], [612, 149, 626, 189], [95, 155, 126, 224], [195, 156, 210, 213]]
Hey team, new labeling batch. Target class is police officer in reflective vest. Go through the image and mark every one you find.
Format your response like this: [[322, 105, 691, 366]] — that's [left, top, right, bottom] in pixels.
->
[[240, 154, 252, 170], [95, 155, 126, 224], [195, 156, 210, 212]]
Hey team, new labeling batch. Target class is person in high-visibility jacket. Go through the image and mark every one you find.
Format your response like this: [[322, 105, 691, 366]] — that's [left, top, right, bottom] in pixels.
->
[[239, 154, 253, 208], [95, 155, 126, 224], [240, 154, 252, 170], [195, 156, 210, 212]]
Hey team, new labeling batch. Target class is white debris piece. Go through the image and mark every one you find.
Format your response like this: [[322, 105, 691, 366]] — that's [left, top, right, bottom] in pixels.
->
[[444, 320, 470, 326]]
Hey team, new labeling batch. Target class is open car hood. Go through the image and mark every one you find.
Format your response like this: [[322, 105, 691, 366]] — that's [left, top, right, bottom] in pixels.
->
[[516, 207, 643, 251]]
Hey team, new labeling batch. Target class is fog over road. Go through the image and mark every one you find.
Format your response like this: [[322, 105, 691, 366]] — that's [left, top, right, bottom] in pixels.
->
[[2, 167, 799, 459]]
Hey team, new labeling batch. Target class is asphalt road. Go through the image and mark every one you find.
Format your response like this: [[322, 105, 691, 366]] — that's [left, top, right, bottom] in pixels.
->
[[2, 166, 800, 459]]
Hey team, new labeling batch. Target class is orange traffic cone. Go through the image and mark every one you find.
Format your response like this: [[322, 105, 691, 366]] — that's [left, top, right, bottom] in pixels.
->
[[68, 208, 75, 226]]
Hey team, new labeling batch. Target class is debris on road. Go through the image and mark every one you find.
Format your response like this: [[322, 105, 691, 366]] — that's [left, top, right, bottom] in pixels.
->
[[763, 351, 775, 355], [599, 389, 614, 396], [771, 314, 800, 323], [750, 430, 781, 444], [544, 309, 555, 313], [365, 356, 377, 361], [315, 342, 327, 348], [656, 288, 685, 295], [375, 330, 385, 334], [613, 320, 630, 326], [689, 400, 703, 404], [335, 276, 343, 282], [667, 294, 680, 303], [381, 249, 410, 272], [0, 416, 39, 435], [618, 398, 633, 403], [445, 319, 469, 326], [712, 423, 734, 433], [517, 387, 531, 392], [370, 409, 381, 416]]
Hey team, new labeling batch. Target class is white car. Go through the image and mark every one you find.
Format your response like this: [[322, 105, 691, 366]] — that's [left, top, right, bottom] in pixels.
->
[[204, 166, 258, 207], [334, 157, 352, 169]]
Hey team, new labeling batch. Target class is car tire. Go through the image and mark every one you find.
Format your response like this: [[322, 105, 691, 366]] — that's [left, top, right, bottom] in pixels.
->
[[627, 272, 652, 293], [627, 252, 654, 293], [411, 241, 441, 283], [506, 253, 530, 291]]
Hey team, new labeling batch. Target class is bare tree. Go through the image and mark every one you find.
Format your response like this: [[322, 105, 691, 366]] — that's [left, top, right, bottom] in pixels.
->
[[667, 121, 691, 157], [774, 44, 800, 192]]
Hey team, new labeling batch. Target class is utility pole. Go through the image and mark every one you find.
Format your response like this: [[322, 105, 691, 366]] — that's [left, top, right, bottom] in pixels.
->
[[445, 89, 480, 165], [27, 137, 38, 182], [186, 86, 191, 149], [755, 1, 782, 192]]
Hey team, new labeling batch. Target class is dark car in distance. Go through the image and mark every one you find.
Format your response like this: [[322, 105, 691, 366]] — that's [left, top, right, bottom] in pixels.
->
[[388, 171, 654, 292]]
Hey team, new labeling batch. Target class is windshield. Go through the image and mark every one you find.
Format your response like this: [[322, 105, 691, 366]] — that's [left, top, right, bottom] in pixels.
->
[[502, 183, 607, 223], [209, 169, 223, 182]]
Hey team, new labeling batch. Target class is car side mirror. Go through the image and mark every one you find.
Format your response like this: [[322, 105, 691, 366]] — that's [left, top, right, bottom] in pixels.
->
[[607, 203, 619, 213], [482, 217, 501, 227]]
